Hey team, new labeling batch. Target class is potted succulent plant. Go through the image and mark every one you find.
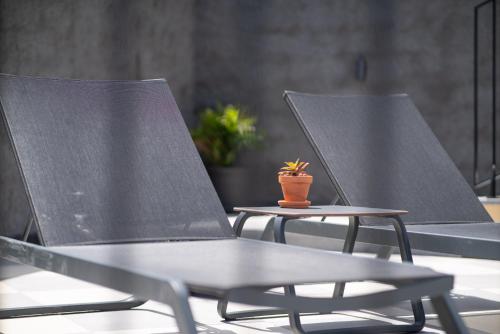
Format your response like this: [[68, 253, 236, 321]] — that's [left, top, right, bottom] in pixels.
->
[[191, 103, 263, 211], [278, 159, 313, 208]]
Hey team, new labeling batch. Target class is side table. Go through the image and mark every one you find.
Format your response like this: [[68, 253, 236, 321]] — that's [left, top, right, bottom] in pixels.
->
[[218, 205, 424, 329]]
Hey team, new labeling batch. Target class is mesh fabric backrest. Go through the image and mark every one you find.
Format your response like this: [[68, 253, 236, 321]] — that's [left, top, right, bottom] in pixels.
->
[[0, 74, 235, 246], [285, 92, 492, 225]]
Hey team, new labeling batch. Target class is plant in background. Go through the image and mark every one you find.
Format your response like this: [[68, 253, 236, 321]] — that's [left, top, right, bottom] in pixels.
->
[[191, 104, 263, 166], [278, 159, 310, 176]]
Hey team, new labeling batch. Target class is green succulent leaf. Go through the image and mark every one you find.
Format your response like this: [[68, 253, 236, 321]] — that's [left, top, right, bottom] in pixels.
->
[[278, 158, 310, 176]]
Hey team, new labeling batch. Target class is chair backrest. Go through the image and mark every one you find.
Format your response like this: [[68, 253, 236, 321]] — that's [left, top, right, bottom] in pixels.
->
[[284, 91, 492, 225], [0, 74, 235, 246]]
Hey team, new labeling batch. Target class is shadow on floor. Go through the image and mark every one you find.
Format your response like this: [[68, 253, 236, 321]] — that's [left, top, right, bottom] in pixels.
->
[[0, 259, 39, 280]]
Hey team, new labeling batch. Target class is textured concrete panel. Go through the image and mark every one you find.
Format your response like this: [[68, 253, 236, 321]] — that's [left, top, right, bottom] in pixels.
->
[[0, 0, 497, 220], [0, 0, 194, 119], [0, 0, 195, 229], [194, 0, 499, 203]]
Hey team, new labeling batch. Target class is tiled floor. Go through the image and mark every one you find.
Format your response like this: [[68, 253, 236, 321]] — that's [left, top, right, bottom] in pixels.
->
[[1, 217, 499, 333]]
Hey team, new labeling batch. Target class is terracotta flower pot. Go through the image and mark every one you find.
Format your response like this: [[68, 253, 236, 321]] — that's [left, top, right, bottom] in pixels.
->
[[278, 174, 313, 208]]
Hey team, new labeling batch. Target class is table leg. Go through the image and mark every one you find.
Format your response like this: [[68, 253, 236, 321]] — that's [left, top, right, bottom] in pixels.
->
[[389, 215, 425, 331], [273, 217, 308, 332], [273, 216, 289, 243], [333, 216, 360, 298], [232, 211, 254, 237]]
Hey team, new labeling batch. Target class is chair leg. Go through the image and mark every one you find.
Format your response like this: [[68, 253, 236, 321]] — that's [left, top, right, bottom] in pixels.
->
[[218, 216, 293, 320], [218, 212, 251, 319], [218, 212, 287, 320], [163, 280, 198, 334], [0, 297, 145, 318], [430, 294, 469, 334], [217, 294, 288, 321], [285, 282, 427, 334], [391, 215, 426, 331], [332, 216, 359, 298], [285, 285, 306, 333]]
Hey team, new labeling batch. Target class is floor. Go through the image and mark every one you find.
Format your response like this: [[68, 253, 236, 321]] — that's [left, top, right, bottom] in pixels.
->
[[1, 217, 499, 333]]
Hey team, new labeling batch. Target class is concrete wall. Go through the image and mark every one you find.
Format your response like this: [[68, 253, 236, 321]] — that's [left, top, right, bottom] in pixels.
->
[[0, 0, 497, 225], [0, 0, 195, 235], [194, 0, 499, 204], [0, 0, 195, 117]]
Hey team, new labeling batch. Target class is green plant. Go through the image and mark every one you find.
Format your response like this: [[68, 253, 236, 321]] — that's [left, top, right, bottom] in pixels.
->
[[191, 104, 263, 166], [278, 158, 310, 176]]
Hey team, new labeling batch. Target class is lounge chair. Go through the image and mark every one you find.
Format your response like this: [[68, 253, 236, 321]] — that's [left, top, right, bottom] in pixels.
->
[[284, 92, 500, 265], [0, 74, 467, 333]]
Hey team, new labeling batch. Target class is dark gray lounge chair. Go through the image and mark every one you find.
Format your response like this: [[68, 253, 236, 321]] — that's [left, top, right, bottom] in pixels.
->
[[284, 92, 500, 265], [0, 75, 467, 334]]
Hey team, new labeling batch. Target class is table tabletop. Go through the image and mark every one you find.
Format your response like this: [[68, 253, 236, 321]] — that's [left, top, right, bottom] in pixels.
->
[[233, 205, 407, 218]]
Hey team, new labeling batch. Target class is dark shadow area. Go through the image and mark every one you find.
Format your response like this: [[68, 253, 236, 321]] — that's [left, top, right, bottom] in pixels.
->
[[0, 259, 39, 280], [0, 107, 31, 240], [475, 0, 499, 196], [370, 293, 500, 320], [268, 319, 436, 334], [64, 308, 237, 334], [261, 292, 499, 333]]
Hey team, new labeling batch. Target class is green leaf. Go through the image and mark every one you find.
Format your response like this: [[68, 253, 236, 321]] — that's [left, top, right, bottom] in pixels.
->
[[190, 103, 263, 166]]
